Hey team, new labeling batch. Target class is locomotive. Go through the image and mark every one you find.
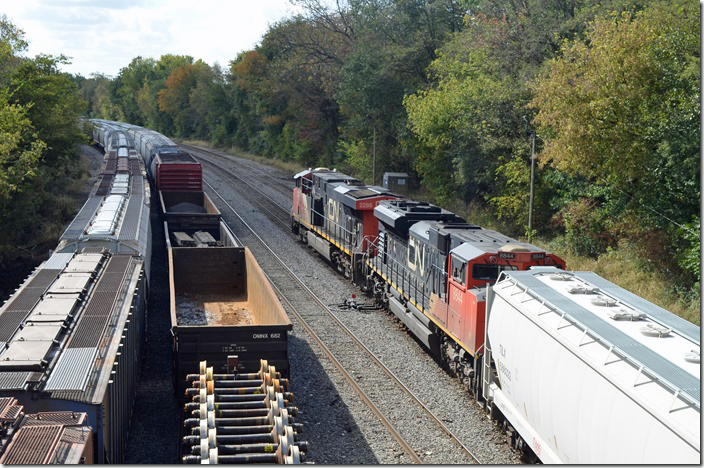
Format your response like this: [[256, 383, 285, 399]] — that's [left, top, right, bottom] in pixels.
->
[[292, 168, 565, 394], [291, 168, 399, 281], [292, 167, 700, 463]]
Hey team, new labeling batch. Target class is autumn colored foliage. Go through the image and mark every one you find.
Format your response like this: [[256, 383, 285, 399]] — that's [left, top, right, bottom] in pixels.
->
[[74, 0, 699, 306]]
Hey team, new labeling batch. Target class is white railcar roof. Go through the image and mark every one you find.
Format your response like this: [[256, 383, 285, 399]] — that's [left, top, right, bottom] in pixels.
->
[[494, 267, 700, 410], [57, 141, 150, 257]]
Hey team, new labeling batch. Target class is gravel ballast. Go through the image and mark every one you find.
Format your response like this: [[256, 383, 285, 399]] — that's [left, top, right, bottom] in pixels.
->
[[194, 147, 521, 464]]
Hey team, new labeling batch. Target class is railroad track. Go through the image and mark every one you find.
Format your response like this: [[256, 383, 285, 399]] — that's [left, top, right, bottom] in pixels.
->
[[195, 155, 291, 229], [200, 160, 482, 464], [181, 144, 294, 202]]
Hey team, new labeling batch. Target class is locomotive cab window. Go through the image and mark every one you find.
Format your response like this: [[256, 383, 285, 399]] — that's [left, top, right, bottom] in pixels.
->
[[472, 264, 518, 281], [451, 256, 466, 286], [302, 178, 312, 194], [408, 243, 416, 267]]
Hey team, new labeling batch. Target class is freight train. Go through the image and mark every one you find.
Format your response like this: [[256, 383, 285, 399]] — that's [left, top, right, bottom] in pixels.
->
[[90, 119, 302, 464], [0, 125, 150, 463], [292, 167, 700, 463], [91, 119, 294, 383], [0, 117, 301, 464]]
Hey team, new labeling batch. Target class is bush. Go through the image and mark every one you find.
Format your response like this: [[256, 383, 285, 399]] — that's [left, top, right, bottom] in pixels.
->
[[560, 198, 613, 257]]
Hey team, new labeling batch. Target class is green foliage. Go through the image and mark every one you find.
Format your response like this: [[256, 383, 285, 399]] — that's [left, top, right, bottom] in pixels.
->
[[59, 0, 698, 321], [0, 90, 46, 203], [0, 16, 87, 278], [676, 217, 700, 290], [531, 1, 700, 231], [489, 155, 530, 228], [404, 20, 533, 203]]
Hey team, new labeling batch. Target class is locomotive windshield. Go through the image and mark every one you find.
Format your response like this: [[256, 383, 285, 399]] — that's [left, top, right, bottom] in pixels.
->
[[472, 264, 518, 281]]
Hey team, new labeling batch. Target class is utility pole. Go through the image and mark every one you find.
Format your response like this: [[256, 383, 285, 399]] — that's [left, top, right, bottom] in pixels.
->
[[372, 127, 376, 186], [528, 131, 536, 242]]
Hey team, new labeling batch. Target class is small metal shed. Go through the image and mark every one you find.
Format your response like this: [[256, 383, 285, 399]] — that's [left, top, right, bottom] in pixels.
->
[[382, 172, 410, 194]]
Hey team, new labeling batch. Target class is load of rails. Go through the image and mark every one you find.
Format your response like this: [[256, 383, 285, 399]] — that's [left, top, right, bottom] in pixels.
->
[[292, 167, 701, 463], [0, 397, 93, 464], [0, 125, 150, 463], [181, 360, 306, 464]]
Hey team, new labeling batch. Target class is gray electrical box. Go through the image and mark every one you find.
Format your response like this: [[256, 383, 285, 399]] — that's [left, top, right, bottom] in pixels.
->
[[382, 172, 410, 194]]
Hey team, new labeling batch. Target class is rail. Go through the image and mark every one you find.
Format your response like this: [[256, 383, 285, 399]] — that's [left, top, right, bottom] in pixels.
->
[[199, 158, 482, 464]]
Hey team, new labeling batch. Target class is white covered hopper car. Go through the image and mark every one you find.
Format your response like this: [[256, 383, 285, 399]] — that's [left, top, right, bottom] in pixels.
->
[[483, 267, 700, 464]]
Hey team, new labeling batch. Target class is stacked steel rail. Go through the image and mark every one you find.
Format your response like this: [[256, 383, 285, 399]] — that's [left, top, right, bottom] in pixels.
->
[[181, 360, 306, 464]]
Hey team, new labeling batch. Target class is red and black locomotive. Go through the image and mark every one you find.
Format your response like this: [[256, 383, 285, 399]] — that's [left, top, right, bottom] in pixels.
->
[[291, 167, 565, 392]]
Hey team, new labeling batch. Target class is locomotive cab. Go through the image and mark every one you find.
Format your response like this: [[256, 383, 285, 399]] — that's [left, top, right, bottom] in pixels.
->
[[367, 198, 566, 396], [292, 168, 401, 279]]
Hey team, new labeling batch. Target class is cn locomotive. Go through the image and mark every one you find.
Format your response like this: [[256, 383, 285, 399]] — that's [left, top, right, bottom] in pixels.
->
[[292, 168, 565, 392], [292, 167, 700, 463]]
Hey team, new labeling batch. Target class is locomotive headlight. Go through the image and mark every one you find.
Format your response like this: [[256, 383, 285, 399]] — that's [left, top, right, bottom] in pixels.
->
[[545, 257, 554, 265], [489, 256, 497, 263]]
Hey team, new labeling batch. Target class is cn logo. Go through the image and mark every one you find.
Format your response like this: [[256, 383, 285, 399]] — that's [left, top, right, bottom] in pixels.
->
[[327, 198, 339, 223], [451, 288, 463, 304]]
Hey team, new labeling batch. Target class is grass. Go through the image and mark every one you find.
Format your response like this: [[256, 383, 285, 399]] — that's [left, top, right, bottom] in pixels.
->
[[180, 141, 700, 326]]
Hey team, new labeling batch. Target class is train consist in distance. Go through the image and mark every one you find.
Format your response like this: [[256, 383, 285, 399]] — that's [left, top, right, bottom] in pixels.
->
[[92, 119, 299, 464], [92, 119, 293, 386], [292, 167, 700, 464], [0, 118, 300, 464]]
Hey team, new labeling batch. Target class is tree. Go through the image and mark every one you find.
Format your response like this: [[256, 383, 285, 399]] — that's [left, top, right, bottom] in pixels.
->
[[157, 61, 214, 137], [0, 16, 86, 275], [531, 1, 699, 233], [404, 17, 534, 205], [0, 89, 46, 204]]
